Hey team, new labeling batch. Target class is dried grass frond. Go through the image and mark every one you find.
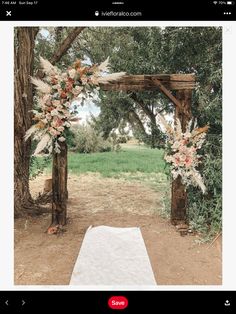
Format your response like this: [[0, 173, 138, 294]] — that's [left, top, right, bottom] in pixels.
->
[[34, 133, 51, 156], [192, 170, 206, 194], [40, 57, 60, 75], [98, 57, 110, 72], [97, 72, 126, 84], [157, 113, 174, 137], [24, 125, 37, 141], [30, 77, 51, 94]]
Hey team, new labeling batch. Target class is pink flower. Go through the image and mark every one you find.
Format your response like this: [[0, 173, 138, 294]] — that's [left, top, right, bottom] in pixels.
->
[[46, 113, 52, 120], [174, 157, 180, 165], [52, 116, 63, 128], [48, 127, 60, 136], [185, 157, 193, 167]]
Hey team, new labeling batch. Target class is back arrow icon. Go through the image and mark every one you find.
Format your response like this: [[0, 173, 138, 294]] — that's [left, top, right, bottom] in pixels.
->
[[5, 300, 9, 306], [22, 300, 25, 306]]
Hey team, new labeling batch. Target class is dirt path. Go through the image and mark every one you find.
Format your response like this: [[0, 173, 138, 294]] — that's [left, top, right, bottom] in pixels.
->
[[14, 173, 222, 285]]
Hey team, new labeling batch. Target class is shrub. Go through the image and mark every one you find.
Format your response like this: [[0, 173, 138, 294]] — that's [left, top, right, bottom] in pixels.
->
[[187, 134, 222, 236], [72, 125, 112, 153]]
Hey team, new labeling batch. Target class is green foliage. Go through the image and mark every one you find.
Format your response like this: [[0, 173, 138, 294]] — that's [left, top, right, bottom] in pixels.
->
[[64, 128, 76, 150], [29, 155, 51, 179], [72, 125, 112, 153], [187, 135, 222, 235]]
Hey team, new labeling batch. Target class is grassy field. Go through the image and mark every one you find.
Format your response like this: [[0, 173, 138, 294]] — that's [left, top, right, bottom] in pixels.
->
[[31, 144, 169, 190], [68, 145, 167, 177], [31, 144, 169, 191], [67, 145, 170, 198]]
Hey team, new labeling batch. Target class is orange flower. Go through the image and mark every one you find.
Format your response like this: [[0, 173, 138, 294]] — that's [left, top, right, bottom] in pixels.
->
[[67, 77, 74, 84], [60, 91, 67, 99], [77, 66, 89, 77], [66, 82, 73, 92], [73, 59, 81, 70], [54, 117, 63, 127], [36, 121, 45, 129], [51, 77, 58, 85]]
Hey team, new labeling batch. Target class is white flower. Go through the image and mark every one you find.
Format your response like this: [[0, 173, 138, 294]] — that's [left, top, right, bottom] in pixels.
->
[[51, 109, 58, 116], [48, 127, 58, 136], [52, 100, 60, 107], [57, 126, 64, 132], [73, 86, 83, 94], [64, 101, 71, 107], [75, 85, 83, 91], [58, 136, 66, 142], [46, 113, 52, 120], [63, 121, 71, 128], [68, 69, 76, 79]]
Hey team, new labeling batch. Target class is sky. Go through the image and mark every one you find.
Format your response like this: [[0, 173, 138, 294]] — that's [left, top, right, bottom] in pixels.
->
[[78, 101, 101, 124]]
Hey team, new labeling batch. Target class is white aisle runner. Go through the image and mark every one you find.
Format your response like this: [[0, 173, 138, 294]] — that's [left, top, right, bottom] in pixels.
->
[[70, 225, 157, 285]]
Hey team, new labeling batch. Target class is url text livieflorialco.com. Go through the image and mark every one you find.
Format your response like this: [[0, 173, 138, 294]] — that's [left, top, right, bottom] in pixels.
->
[[94, 11, 142, 17]]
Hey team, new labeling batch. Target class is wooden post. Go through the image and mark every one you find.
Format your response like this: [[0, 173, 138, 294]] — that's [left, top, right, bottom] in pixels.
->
[[171, 89, 192, 225], [51, 141, 68, 226]]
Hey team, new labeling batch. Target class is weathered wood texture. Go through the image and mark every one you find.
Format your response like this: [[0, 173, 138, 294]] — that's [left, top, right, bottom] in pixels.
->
[[51, 142, 68, 226], [171, 89, 193, 225], [14, 27, 39, 217], [100, 74, 195, 92]]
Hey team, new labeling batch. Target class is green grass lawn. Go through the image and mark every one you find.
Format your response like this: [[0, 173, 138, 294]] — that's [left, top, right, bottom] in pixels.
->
[[31, 144, 169, 190], [68, 146, 167, 177]]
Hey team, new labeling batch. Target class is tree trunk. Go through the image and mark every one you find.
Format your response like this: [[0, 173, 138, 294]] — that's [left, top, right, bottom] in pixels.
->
[[14, 27, 39, 217], [51, 142, 68, 226], [150, 116, 157, 149], [171, 89, 192, 225]]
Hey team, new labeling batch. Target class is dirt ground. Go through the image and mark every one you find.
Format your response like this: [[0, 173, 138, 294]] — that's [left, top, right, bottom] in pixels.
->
[[14, 173, 222, 285]]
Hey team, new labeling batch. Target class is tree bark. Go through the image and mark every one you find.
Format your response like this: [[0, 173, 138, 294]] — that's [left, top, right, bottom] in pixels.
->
[[171, 89, 192, 225], [50, 27, 85, 65], [14, 27, 39, 217], [51, 142, 68, 226], [14, 27, 85, 219]]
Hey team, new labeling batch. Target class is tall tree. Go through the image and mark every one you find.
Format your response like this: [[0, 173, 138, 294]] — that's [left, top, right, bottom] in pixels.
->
[[14, 27, 39, 217], [14, 26, 86, 217], [76, 27, 172, 147]]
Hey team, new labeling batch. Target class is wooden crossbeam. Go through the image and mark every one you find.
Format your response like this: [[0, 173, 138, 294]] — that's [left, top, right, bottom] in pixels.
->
[[100, 74, 195, 92], [151, 78, 182, 110]]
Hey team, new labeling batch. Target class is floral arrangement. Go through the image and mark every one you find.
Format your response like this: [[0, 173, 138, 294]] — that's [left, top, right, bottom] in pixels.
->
[[157, 114, 208, 194], [25, 57, 125, 154]]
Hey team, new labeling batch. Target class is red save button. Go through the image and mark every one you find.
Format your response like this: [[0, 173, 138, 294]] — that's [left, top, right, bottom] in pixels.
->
[[108, 296, 128, 310]]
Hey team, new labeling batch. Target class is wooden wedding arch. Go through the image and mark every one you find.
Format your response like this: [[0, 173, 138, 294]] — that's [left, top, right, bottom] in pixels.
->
[[51, 73, 195, 228]]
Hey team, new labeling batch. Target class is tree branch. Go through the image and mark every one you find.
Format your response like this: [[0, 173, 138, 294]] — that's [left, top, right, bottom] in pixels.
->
[[50, 27, 86, 65], [130, 93, 156, 123], [127, 109, 147, 136], [37, 27, 86, 78]]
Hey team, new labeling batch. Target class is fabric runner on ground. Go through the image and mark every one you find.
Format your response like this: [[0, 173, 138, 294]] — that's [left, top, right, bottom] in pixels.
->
[[70, 225, 157, 285]]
